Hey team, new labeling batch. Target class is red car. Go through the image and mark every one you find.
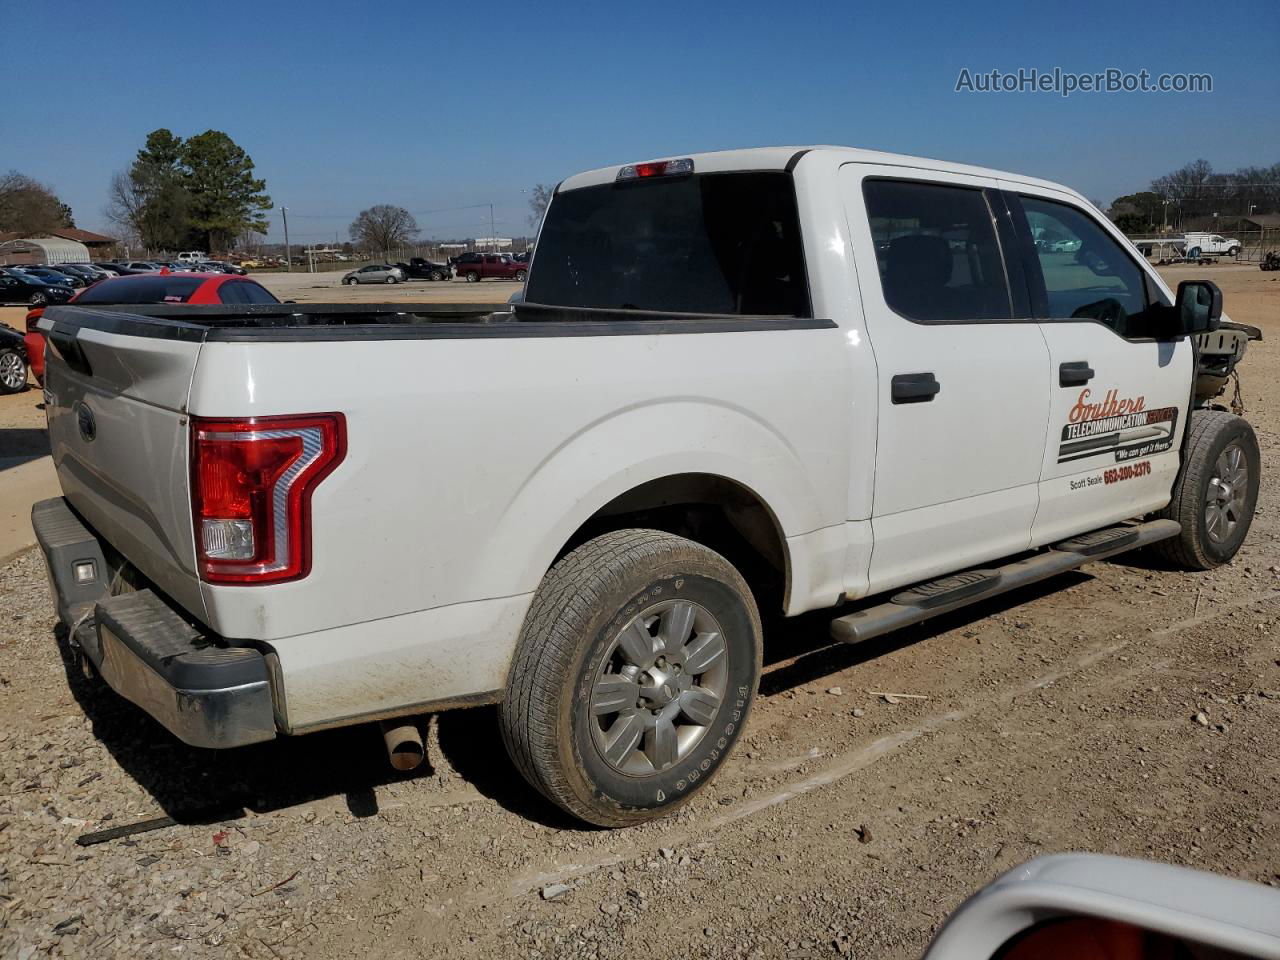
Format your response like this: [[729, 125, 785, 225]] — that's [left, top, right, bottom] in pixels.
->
[[24, 272, 279, 384], [450, 252, 528, 282]]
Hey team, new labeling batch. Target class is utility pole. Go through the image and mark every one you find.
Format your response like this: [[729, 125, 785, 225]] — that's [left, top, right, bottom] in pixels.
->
[[489, 203, 496, 252], [281, 206, 292, 272]]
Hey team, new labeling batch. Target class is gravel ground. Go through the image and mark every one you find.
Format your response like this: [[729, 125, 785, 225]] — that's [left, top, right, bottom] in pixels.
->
[[1, 265, 1277, 959]]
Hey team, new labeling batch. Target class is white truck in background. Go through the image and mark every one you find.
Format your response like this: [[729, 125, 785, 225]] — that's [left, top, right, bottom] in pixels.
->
[[1182, 232, 1242, 259], [34, 146, 1261, 826]]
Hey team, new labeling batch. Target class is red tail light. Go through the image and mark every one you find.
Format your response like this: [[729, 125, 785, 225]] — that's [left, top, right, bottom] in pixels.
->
[[191, 413, 346, 584], [25, 307, 44, 333]]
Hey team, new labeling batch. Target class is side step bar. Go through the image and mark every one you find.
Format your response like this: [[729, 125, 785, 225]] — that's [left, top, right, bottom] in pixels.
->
[[830, 519, 1180, 645]]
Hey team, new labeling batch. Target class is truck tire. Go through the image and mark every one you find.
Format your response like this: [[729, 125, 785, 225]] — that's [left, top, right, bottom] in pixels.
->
[[515, 269, 528, 282], [1153, 410, 1260, 570], [464, 271, 480, 282], [500, 529, 761, 827], [431, 269, 447, 281], [1227, 246, 1240, 258], [0, 348, 27, 394]]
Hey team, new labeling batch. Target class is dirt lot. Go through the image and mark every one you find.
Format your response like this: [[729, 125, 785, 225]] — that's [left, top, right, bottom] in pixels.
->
[[1, 265, 1278, 959]]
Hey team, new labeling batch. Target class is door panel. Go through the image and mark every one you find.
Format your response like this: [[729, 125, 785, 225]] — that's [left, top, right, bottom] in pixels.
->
[[841, 166, 1051, 595], [1001, 185, 1192, 545]]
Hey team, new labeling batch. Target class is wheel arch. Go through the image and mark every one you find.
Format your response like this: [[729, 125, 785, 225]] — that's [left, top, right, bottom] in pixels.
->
[[470, 400, 831, 617]]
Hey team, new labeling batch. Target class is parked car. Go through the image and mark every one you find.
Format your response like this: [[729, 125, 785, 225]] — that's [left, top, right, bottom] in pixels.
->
[[17, 266, 86, 288], [393, 257, 451, 281], [342, 263, 405, 284], [123, 261, 163, 273], [0, 269, 75, 306], [29, 146, 1260, 827], [177, 251, 207, 263], [0, 323, 28, 394], [44, 263, 101, 285], [91, 262, 128, 276], [1183, 232, 1242, 259], [23, 273, 279, 384], [451, 251, 528, 282], [200, 260, 248, 276]]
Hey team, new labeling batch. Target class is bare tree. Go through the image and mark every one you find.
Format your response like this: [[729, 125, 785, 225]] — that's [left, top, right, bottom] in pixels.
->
[[349, 205, 419, 255], [104, 170, 145, 241], [527, 183, 554, 230]]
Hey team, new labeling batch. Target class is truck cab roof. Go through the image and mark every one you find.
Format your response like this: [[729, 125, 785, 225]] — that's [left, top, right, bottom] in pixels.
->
[[558, 145, 1088, 205]]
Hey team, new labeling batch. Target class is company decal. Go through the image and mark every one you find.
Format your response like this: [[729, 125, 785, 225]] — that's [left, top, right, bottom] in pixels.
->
[[1057, 389, 1178, 464]]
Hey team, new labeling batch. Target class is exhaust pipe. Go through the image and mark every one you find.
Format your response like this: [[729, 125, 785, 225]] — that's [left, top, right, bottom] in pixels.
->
[[380, 720, 425, 772]]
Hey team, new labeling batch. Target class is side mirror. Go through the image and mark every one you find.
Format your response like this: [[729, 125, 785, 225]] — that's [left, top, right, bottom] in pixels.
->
[[1175, 279, 1222, 335], [923, 854, 1280, 960]]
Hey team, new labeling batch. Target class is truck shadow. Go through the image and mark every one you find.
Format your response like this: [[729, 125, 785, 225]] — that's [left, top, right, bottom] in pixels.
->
[[0, 426, 51, 469], [51, 563, 1116, 835], [51, 624, 573, 831]]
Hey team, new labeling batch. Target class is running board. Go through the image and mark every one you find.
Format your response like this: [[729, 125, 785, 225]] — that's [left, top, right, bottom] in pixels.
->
[[829, 519, 1180, 645]]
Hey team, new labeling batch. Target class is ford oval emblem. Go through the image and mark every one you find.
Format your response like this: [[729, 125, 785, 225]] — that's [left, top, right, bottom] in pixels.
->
[[76, 403, 96, 442]]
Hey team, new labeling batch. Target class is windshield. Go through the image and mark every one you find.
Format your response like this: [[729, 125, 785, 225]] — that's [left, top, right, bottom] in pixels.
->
[[525, 171, 811, 317], [75, 275, 206, 304]]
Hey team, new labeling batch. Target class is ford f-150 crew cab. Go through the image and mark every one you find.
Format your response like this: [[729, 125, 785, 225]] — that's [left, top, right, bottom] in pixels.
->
[[33, 146, 1261, 827]]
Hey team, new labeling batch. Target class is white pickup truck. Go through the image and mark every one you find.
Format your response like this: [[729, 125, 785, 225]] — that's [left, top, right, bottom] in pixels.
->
[[33, 146, 1261, 826]]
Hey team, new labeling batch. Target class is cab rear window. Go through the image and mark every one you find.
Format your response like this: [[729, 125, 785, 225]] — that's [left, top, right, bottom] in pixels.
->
[[526, 172, 811, 317], [75, 275, 205, 304]]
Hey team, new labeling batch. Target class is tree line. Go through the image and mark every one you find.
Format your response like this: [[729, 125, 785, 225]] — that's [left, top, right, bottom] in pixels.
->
[[0, 172, 75, 235], [1109, 159, 1280, 234], [106, 129, 272, 255]]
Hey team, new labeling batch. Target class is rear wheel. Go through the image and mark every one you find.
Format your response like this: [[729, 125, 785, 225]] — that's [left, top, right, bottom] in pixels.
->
[[1227, 246, 1240, 258], [0, 348, 27, 394], [500, 529, 761, 827], [464, 271, 480, 283], [515, 269, 528, 282], [385, 275, 398, 284], [1154, 410, 1260, 569]]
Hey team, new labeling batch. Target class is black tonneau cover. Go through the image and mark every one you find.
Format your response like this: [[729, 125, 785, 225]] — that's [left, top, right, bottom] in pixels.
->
[[42, 302, 833, 343]]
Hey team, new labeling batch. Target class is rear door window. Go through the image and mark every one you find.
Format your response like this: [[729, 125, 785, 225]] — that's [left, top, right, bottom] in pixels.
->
[[526, 172, 811, 317], [862, 179, 1013, 323], [219, 281, 278, 305]]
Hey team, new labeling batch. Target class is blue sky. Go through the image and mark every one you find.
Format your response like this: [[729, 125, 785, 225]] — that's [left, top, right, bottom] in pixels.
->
[[3, 0, 1277, 244]]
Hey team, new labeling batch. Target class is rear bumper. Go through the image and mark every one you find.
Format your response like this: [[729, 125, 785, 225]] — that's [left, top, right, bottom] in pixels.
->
[[32, 497, 276, 749]]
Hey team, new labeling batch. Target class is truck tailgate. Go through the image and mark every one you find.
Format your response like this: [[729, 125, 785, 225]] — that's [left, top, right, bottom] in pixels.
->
[[41, 313, 207, 619]]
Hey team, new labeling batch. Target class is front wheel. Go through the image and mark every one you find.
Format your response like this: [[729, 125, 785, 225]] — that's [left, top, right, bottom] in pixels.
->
[[29, 292, 48, 306], [345, 277, 359, 286], [0, 348, 28, 394], [500, 529, 761, 827], [1227, 246, 1240, 258], [431, 269, 447, 281], [515, 269, 528, 282], [1154, 410, 1260, 569]]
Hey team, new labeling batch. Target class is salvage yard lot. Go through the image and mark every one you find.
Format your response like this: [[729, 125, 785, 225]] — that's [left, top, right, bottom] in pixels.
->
[[1, 265, 1277, 959]]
